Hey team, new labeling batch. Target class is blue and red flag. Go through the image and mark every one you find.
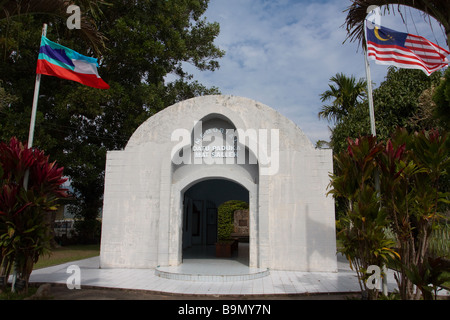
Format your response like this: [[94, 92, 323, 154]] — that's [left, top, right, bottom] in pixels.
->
[[366, 21, 449, 76], [36, 36, 109, 89]]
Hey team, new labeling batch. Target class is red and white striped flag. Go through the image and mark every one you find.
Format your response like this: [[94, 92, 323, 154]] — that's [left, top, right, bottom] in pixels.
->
[[365, 21, 449, 76]]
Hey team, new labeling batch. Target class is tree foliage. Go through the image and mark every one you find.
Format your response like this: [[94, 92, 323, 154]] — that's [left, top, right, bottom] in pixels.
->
[[328, 67, 442, 155], [433, 68, 450, 131], [0, 0, 224, 241], [318, 73, 367, 123], [0, 0, 109, 55]]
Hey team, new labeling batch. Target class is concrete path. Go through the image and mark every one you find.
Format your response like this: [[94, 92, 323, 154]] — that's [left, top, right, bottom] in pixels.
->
[[28, 254, 412, 297]]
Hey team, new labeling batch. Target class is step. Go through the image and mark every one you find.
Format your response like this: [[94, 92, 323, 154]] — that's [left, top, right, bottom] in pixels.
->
[[155, 260, 270, 282]]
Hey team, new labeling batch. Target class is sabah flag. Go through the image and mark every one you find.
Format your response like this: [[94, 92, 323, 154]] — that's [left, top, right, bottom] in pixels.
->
[[36, 36, 109, 89], [366, 21, 449, 76]]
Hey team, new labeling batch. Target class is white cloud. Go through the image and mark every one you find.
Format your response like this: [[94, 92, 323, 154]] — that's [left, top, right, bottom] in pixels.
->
[[186, 0, 448, 144]]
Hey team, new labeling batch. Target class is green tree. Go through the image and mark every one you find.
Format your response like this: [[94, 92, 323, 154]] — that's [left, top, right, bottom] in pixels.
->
[[372, 68, 441, 138], [0, 0, 224, 242], [0, 81, 17, 112], [0, 0, 108, 54], [433, 68, 450, 131], [329, 67, 442, 155], [318, 73, 367, 123]]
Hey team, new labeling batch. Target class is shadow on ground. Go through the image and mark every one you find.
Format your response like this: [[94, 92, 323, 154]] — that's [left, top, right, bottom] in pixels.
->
[[41, 284, 360, 300]]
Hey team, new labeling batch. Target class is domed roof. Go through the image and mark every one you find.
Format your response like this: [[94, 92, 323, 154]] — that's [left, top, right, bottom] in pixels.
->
[[126, 95, 313, 151]]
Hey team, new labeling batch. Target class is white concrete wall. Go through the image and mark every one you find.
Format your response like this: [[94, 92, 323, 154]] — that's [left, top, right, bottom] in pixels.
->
[[100, 95, 337, 272], [100, 148, 162, 268], [267, 149, 336, 271]]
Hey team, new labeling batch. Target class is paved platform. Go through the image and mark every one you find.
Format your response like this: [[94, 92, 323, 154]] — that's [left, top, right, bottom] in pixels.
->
[[155, 244, 269, 282], [28, 254, 406, 296]]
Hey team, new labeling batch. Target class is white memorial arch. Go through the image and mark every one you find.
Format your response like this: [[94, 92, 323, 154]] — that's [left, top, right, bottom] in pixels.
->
[[100, 95, 337, 272]]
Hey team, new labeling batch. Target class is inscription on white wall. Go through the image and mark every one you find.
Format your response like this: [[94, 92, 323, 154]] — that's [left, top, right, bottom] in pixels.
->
[[193, 127, 239, 158]]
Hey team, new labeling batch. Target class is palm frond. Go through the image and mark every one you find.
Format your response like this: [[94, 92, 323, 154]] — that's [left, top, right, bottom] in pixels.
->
[[343, 0, 450, 49], [319, 73, 367, 123]]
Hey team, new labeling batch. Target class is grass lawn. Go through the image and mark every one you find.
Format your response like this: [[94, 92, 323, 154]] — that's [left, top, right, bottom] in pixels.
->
[[33, 244, 100, 270], [0, 245, 99, 300]]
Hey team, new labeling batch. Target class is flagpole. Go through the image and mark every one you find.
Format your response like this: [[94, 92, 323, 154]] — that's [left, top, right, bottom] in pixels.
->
[[11, 23, 48, 293], [27, 23, 48, 150], [363, 19, 377, 137], [364, 12, 389, 297], [364, 48, 388, 296], [364, 38, 390, 298], [23, 23, 47, 190]]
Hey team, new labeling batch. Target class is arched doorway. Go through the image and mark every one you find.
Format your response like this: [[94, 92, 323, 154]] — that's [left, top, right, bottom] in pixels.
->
[[182, 179, 249, 264]]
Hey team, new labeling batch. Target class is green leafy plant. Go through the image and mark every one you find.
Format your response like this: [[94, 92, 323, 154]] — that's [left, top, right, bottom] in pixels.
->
[[405, 256, 450, 300], [379, 128, 449, 299], [330, 135, 398, 300], [217, 200, 248, 241], [330, 128, 449, 300], [0, 137, 67, 293]]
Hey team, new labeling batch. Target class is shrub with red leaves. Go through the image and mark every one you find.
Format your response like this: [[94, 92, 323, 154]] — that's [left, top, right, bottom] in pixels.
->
[[0, 137, 67, 292]]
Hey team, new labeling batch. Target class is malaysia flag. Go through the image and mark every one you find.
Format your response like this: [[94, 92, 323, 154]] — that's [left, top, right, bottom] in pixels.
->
[[365, 21, 449, 76]]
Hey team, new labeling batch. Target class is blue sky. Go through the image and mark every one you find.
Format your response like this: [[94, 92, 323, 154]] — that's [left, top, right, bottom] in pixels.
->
[[185, 0, 448, 144]]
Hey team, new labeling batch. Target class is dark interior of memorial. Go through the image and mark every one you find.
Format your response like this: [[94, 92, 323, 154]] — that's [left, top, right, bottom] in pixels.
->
[[182, 179, 249, 263]]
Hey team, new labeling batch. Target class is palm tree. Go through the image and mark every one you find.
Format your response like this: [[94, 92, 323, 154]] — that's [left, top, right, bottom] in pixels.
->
[[0, 0, 108, 54], [318, 73, 367, 123], [344, 0, 450, 49]]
